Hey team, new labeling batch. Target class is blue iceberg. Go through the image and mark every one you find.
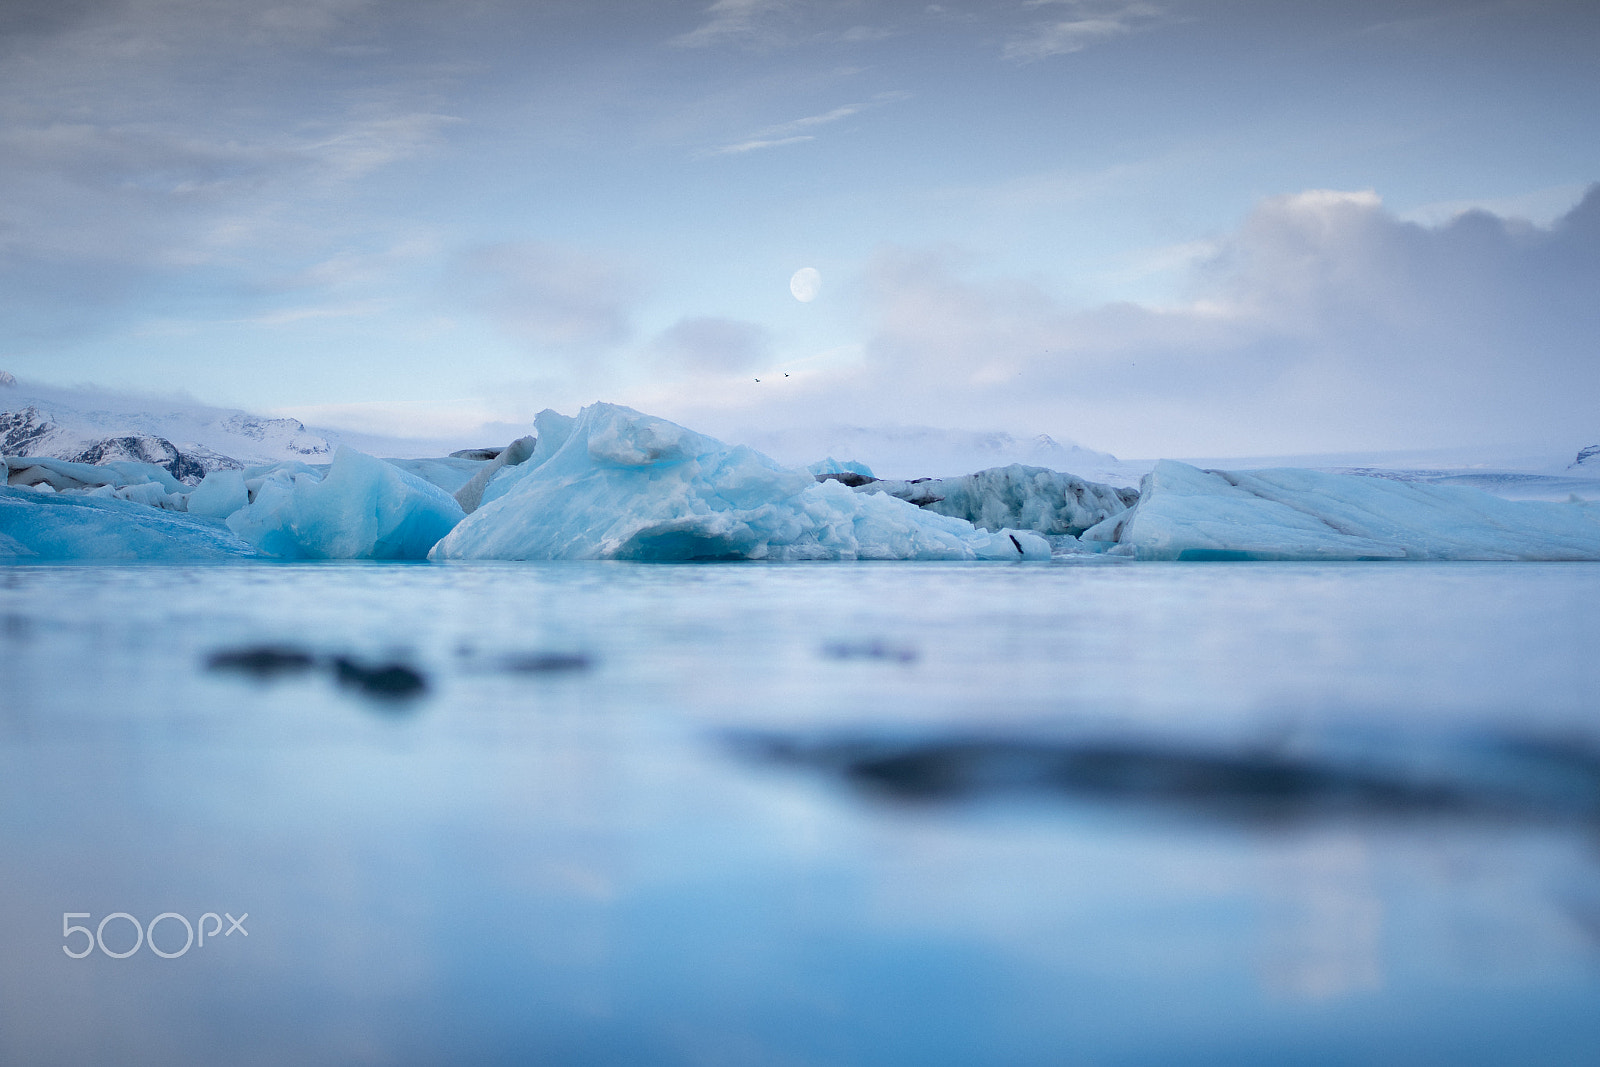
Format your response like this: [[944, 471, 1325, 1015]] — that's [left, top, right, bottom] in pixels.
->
[[0, 484, 261, 560], [226, 447, 465, 560], [1084, 460, 1600, 561], [430, 404, 1050, 561]]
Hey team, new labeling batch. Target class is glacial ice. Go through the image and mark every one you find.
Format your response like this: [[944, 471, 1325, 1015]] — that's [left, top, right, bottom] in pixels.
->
[[864, 464, 1139, 537], [7, 454, 182, 494], [9, 396, 1600, 564], [185, 469, 250, 519], [226, 447, 464, 560], [0, 485, 261, 560], [1083, 460, 1600, 561], [430, 405, 1051, 561], [384, 456, 488, 496], [807, 457, 875, 479]]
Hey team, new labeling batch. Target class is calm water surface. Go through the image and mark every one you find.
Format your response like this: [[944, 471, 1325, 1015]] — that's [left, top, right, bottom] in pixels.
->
[[2, 561, 1599, 1065]]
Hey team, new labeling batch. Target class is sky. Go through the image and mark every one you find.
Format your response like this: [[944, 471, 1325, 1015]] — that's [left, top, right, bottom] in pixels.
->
[[1, 0, 1598, 459]]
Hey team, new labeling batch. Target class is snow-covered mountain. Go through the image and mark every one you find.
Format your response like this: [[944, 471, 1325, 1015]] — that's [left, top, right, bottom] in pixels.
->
[[732, 423, 1144, 486], [0, 379, 335, 484]]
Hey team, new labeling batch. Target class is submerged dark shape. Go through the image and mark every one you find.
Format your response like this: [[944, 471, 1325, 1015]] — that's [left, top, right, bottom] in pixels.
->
[[497, 651, 593, 674], [205, 644, 429, 702], [205, 644, 318, 678], [820, 640, 919, 664], [730, 728, 1600, 825], [331, 656, 428, 699]]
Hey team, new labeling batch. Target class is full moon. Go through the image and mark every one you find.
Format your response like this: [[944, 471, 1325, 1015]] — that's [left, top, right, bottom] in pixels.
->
[[789, 267, 821, 303]]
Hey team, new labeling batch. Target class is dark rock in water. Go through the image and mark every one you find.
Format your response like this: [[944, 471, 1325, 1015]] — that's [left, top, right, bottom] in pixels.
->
[[206, 644, 429, 702], [732, 728, 1600, 825], [205, 645, 318, 678], [331, 656, 428, 699], [814, 471, 878, 488], [497, 651, 593, 674], [450, 447, 505, 461]]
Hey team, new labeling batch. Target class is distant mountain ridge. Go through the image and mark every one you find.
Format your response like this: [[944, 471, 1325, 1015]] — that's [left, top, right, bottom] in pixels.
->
[[0, 379, 334, 484], [734, 422, 1142, 486]]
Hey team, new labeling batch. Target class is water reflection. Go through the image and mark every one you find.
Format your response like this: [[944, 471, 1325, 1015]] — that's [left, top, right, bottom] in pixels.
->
[[1258, 835, 1384, 1000], [2, 561, 1599, 1064]]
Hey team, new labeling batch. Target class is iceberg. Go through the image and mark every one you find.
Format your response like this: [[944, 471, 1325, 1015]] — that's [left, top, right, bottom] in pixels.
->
[[383, 456, 489, 496], [430, 404, 1050, 561], [18, 391, 1594, 565], [185, 469, 251, 519], [0, 484, 261, 560], [1083, 460, 1600, 561], [862, 464, 1139, 537], [807, 457, 876, 480], [226, 447, 464, 560]]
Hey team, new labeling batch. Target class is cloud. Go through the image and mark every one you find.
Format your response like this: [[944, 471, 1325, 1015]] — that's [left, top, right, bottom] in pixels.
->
[[672, 185, 1600, 459], [708, 91, 909, 156], [0, 0, 471, 347], [648, 316, 772, 375], [711, 134, 816, 155], [669, 0, 899, 51], [454, 241, 641, 352], [671, 0, 791, 49], [764, 102, 865, 133], [1004, 1, 1164, 62]]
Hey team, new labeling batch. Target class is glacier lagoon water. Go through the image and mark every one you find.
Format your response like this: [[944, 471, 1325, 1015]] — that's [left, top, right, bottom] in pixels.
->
[[3, 560, 1600, 1065]]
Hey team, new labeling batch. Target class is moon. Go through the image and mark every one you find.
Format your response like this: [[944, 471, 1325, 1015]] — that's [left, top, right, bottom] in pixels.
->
[[789, 267, 821, 303]]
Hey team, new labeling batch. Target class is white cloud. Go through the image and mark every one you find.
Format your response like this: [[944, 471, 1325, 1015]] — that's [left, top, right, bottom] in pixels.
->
[[669, 0, 902, 51], [763, 102, 864, 134], [663, 185, 1600, 460], [708, 91, 909, 156], [1004, 1, 1164, 62], [711, 134, 815, 155], [671, 0, 791, 49]]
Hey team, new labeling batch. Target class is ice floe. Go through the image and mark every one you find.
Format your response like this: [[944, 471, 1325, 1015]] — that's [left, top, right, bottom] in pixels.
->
[[1083, 460, 1600, 561]]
